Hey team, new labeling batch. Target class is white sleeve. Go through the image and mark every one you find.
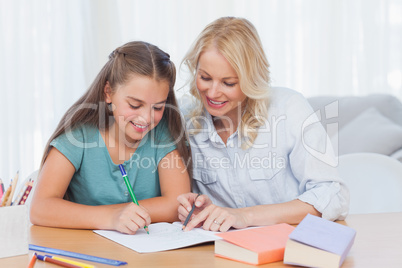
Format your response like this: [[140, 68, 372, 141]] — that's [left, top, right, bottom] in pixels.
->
[[284, 92, 350, 220]]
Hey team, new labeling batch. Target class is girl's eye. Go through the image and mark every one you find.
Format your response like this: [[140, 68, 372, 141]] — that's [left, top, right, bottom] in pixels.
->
[[224, 82, 236, 87], [129, 104, 141, 109], [153, 105, 164, 111]]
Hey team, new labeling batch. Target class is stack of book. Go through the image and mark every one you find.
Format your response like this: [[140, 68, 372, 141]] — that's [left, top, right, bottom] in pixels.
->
[[215, 223, 295, 265], [214, 214, 356, 267], [284, 214, 356, 268]]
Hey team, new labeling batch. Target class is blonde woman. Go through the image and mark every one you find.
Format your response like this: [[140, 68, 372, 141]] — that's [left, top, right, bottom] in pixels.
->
[[177, 17, 349, 232]]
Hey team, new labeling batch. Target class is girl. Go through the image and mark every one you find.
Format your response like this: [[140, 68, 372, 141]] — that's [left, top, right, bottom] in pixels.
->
[[30, 41, 191, 234], [177, 17, 349, 232]]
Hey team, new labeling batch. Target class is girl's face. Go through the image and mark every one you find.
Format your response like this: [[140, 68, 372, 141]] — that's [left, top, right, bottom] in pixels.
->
[[196, 47, 247, 123], [105, 75, 170, 144]]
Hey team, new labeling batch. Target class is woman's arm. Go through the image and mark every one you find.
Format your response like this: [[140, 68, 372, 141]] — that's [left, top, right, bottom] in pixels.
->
[[138, 149, 191, 222], [240, 199, 321, 226], [30, 147, 150, 234], [178, 193, 320, 232]]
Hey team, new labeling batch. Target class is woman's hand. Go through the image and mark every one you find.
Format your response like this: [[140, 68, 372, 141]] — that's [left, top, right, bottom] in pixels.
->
[[111, 203, 151, 234], [177, 193, 249, 232], [177, 193, 212, 228]]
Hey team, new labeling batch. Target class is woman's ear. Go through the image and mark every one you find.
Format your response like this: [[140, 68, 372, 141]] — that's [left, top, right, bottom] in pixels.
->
[[104, 81, 112, 104]]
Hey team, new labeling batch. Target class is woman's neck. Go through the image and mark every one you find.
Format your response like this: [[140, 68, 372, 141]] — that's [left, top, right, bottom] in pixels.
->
[[212, 104, 246, 144]]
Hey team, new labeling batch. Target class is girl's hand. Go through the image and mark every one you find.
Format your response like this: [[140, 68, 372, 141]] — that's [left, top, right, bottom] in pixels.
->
[[111, 203, 151, 234]]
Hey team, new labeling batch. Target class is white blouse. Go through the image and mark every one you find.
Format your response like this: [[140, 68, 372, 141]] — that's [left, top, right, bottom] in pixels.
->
[[180, 87, 349, 221]]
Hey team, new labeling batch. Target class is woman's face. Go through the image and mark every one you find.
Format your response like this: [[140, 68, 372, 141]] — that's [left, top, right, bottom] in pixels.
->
[[104, 75, 169, 143], [196, 47, 247, 124]]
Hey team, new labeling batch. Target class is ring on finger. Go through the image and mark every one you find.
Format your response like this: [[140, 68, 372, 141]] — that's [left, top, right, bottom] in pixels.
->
[[213, 220, 222, 225]]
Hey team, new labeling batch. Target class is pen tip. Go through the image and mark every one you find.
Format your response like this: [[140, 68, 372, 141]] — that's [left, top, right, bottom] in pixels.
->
[[145, 227, 149, 234]]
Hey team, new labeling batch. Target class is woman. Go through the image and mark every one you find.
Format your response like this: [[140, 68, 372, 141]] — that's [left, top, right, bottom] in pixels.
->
[[177, 17, 349, 232]]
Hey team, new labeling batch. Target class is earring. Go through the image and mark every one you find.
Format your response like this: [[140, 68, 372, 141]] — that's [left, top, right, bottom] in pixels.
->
[[107, 102, 113, 114]]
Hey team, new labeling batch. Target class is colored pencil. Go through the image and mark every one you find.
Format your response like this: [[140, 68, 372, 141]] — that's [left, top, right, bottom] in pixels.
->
[[36, 254, 81, 268], [47, 255, 95, 268], [118, 164, 149, 234], [12, 179, 29, 206], [5, 171, 19, 206], [0, 178, 4, 200], [27, 253, 37, 268], [182, 193, 201, 230], [1, 181, 12, 206], [29, 244, 127, 266], [18, 180, 34, 205]]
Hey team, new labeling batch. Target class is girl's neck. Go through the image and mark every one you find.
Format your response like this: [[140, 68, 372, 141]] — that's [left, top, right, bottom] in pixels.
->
[[109, 123, 140, 146], [101, 124, 140, 165]]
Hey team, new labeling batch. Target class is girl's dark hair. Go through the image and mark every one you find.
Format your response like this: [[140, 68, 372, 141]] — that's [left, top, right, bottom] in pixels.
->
[[41, 41, 191, 176]]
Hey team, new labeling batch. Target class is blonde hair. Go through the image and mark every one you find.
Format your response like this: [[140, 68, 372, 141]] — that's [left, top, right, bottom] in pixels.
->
[[182, 17, 271, 148], [41, 41, 191, 172]]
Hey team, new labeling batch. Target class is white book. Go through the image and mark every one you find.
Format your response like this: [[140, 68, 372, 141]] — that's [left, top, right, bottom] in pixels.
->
[[94, 222, 222, 253]]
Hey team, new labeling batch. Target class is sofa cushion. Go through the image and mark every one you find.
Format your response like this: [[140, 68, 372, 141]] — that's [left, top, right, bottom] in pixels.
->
[[332, 107, 402, 156], [308, 94, 402, 134], [391, 149, 402, 162]]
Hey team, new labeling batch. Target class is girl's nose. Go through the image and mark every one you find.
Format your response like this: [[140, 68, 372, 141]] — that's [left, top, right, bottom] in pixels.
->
[[136, 108, 152, 125]]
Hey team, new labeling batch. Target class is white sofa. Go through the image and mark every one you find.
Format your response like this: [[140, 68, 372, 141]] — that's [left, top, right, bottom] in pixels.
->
[[308, 94, 402, 162]]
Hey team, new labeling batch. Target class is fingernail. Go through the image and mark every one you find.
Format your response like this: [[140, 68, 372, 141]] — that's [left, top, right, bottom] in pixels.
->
[[195, 201, 201, 206], [187, 206, 191, 211]]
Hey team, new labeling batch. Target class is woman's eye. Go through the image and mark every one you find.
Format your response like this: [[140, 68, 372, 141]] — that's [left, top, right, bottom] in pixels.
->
[[200, 76, 211, 81], [224, 82, 236, 87]]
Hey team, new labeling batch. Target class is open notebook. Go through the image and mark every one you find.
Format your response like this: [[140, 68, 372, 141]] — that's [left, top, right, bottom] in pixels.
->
[[94, 222, 222, 253]]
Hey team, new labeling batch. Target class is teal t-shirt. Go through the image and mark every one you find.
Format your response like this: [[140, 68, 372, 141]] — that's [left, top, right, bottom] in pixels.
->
[[50, 119, 176, 205]]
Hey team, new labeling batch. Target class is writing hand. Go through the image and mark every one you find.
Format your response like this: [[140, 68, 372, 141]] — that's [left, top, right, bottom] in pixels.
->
[[112, 203, 151, 234], [177, 192, 211, 229], [181, 201, 250, 232]]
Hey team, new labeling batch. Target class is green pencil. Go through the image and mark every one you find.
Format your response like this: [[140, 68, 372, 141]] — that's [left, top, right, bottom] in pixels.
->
[[118, 164, 149, 234]]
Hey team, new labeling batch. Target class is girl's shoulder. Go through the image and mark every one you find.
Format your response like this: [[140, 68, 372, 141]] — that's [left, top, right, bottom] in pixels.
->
[[53, 124, 99, 144]]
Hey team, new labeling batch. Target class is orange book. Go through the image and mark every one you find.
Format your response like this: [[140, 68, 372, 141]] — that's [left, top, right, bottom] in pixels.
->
[[215, 223, 295, 265]]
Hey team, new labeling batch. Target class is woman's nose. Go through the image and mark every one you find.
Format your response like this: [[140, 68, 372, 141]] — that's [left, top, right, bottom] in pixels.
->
[[208, 81, 221, 98]]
